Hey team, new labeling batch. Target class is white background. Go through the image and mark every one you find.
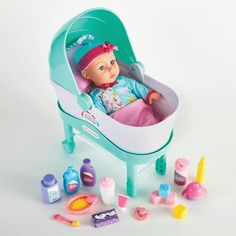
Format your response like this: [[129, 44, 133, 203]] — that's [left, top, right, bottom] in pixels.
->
[[0, 0, 236, 235]]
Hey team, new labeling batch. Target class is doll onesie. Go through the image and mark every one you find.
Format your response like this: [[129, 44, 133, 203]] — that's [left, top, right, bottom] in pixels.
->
[[90, 75, 160, 126]]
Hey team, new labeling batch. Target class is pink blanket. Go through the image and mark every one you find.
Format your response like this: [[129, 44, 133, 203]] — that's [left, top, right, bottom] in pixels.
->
[[110, 99, 162, 127]]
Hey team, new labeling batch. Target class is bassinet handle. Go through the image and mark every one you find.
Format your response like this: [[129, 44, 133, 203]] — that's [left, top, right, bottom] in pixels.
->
[[130, 62, 145, 84]]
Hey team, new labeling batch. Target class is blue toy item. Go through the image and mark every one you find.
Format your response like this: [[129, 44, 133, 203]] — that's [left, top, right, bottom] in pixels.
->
[[63, 167, 80, 194], [49, 8, 179, 197], [159, 184, 170, 199]]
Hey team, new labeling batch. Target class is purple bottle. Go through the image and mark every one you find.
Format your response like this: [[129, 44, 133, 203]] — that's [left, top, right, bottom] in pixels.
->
[[80, 158, 96, 186], [41, 174, 61, 204]]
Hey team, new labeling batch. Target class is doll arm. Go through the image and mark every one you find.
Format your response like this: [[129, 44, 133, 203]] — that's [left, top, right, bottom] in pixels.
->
[[148, 92, 161, 104], [90, 91, 107, 114], [124, 76, 156, 103]]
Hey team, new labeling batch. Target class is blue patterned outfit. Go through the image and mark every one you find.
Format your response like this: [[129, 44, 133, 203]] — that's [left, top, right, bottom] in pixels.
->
[[90, 75, 154, 115]]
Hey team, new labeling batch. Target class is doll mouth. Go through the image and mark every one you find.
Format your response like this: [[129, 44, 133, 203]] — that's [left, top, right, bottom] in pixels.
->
[[110, 74, 116, 79]]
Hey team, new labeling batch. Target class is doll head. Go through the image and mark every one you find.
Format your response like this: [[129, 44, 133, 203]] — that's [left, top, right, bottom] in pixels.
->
[[75, 38, 119, 86]]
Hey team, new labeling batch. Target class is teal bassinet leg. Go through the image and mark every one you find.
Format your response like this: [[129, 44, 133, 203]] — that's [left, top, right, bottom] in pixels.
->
[[62, 122, 75, 154], [155, 155, 167, 175], [127, 162, 138, 197]]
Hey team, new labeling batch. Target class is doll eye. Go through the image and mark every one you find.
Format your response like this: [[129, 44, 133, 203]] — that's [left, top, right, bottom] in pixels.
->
[[110, 60, 116, 65], [98, 65, 105, 71]]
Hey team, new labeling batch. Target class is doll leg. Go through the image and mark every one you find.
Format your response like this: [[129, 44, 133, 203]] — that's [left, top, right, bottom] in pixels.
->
[[61, 122, 75, 154], [127, 162, 138, 197]]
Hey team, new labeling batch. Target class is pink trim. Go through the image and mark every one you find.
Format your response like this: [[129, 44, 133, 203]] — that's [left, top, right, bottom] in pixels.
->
[[145, 89, 155, 104], [78, 42, 118, 71]]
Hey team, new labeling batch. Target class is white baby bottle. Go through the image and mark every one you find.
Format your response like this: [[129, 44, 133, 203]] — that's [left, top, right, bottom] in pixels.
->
[[99, 176, 115, 205]]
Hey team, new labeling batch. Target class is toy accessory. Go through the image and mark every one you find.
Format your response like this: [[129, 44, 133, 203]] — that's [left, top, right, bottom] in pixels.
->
[[91, 208, 119, 227], [63, 166, 80, 194], [155, 155, 167, 175], [80, 158, 96, 186], [182, 157, 207, 200], [41, 174, 61, 204], [52, 214, 80, 227], [173, 204, 187, 219], [182, 182, 207, 200], [99, 176, 115, 205], [133, 207, 151, 221], [66, 194, 98, 214], [196, 157, 206, 184], [174, 158, 189, 187], [159, 184, 171, 199], [118, 194, 129, 212], [151, 186, 177, 206]]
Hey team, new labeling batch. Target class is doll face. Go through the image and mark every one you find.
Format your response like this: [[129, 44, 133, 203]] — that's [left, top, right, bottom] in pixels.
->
[[81, 51, 120, 85]]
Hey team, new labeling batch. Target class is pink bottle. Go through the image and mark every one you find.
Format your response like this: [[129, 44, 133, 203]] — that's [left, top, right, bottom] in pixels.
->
[[174, 158, 189, 187]]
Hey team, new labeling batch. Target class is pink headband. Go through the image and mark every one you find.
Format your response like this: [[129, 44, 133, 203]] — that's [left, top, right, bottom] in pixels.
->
[[78, 42, 118, 71]]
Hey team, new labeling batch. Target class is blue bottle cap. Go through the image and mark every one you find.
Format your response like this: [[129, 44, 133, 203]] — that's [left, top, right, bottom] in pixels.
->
[[43, 174, 56, 186], [83, 158, 91, 164], [63, 166, 78, 179]]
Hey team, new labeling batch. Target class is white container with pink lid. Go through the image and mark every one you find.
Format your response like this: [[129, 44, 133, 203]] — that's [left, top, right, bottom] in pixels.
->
[[99, 176, 115, 205], [174, 158, 189, 187]]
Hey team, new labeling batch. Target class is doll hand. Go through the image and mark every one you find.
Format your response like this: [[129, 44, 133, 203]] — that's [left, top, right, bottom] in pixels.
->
[[149, 92, 161, 104]]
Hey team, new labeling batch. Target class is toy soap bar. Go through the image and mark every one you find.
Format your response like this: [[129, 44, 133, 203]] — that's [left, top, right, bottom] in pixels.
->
[[91, 208, 119, 228]]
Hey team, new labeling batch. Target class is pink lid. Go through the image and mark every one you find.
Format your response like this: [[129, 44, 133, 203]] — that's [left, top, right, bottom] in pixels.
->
[[100, 176, 115, 188], [175, 158, 189, 170]]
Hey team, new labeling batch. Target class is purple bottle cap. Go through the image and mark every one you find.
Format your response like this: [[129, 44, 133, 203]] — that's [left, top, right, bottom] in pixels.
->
[[43, 174, 56, 186], [83, 158, 91, 164]]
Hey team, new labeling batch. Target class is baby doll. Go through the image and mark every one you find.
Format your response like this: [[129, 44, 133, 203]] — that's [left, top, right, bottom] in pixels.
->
[[75, 37, 161, 126]]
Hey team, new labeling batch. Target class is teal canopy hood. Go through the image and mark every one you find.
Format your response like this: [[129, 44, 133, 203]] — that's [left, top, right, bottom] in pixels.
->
[[49, 8, 137, 96]]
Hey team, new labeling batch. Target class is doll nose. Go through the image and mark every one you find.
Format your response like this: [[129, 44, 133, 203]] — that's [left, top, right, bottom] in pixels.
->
[[108, 66, 114, 72]]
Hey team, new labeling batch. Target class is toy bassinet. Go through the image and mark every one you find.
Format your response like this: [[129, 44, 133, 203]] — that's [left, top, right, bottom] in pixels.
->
[[49, 8, 179, 196]]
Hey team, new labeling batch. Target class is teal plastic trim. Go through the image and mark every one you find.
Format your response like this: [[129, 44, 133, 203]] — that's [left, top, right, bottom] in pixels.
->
[[77, 93, 93, 111], [58, 102, 173, 164], [156, 155, 167, 175], [49, 8, 137, 96]]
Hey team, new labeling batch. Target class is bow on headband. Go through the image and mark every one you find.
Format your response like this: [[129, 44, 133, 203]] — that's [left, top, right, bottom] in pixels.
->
[[102, 42, 118, 52]]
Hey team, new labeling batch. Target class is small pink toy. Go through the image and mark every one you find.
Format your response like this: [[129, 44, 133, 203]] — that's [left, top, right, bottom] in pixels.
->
[[118, 194, 129, 212], [182, 157, 207, 200], [52, 214, 80, 227], [150, 190, 177, 205], [133, 207, 151, 221], [182, 182, 207, 200]]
